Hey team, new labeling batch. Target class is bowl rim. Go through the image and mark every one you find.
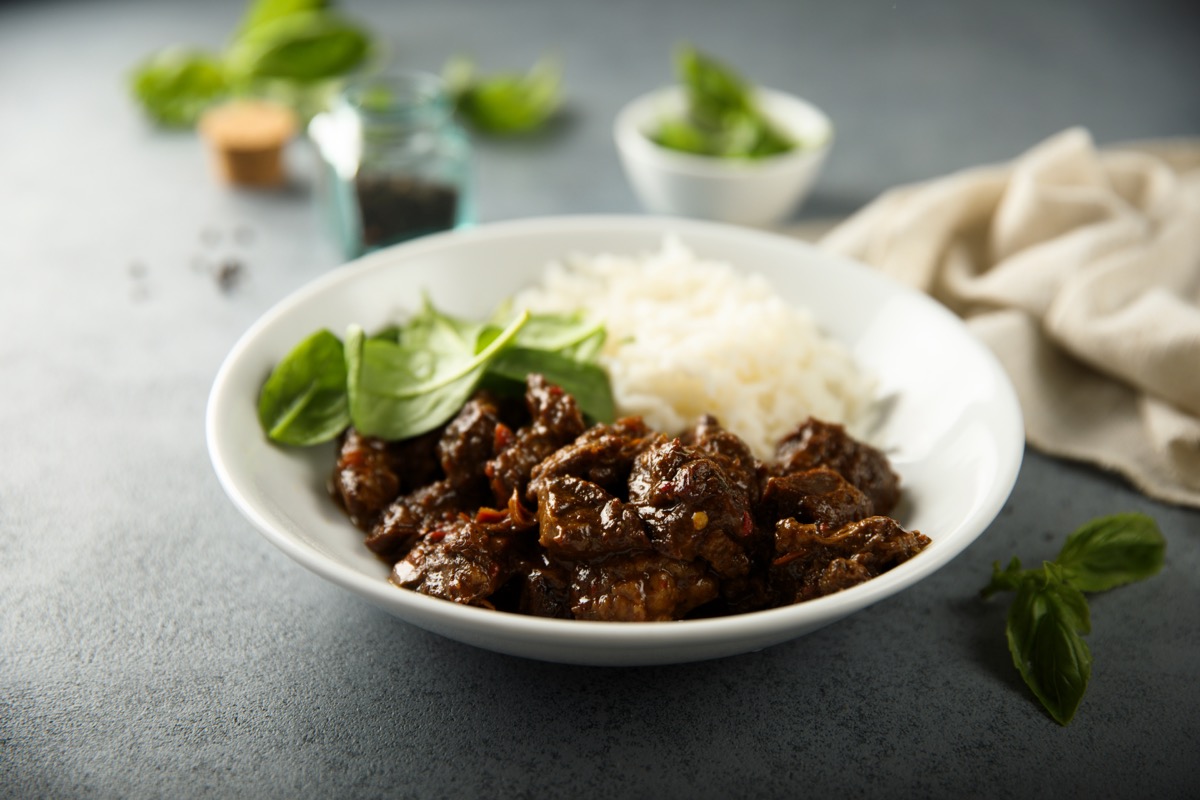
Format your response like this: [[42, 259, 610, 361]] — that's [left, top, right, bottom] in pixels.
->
[[613, 85, 834, 177]]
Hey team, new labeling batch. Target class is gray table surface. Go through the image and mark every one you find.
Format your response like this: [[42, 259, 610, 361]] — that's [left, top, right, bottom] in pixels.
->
[[3, 0, 1199, 797]]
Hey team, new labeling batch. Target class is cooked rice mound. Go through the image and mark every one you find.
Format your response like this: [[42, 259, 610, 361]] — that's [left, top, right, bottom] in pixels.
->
[[513, 237, 875, 459]]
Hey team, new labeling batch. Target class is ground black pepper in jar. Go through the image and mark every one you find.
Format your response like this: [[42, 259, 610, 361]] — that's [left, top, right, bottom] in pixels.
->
[[310, 69, 472, 256]]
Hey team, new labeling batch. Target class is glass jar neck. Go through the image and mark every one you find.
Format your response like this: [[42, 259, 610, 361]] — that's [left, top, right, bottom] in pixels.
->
[[341, 69, 453, 138]]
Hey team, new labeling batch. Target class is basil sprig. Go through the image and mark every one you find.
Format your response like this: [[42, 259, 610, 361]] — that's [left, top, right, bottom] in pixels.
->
[[257, 298, 613, 446], [981, 512, 1165, 725], [651, 44, 796, 160]]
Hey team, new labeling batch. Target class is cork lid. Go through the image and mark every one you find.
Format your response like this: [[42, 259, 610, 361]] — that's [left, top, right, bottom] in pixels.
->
[[199, 100, 298, 187]]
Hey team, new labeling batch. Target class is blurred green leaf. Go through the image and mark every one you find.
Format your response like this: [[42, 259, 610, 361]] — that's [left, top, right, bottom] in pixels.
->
[[236, 0, 330, 37], [227, 10, 370, 84], [447, 55, 563, 135], [653, 44, 795, 160], [130, 47, 230, 127]]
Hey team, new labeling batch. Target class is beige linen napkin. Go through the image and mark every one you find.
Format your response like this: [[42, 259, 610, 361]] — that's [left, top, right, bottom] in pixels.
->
[[818, 128, 1200, 508]]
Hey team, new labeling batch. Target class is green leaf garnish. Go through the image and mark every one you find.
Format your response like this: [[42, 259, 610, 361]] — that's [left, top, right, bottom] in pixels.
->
[[128, 0, 373, 127], [982, 513, 1165, 725], [226, 10, 371, 84], [235, 0, 330, 38], [256, 329, 350, 445], [445, 55, 563, 135], [130, 47, 231, 127], [345, 311, 529, 441], [1004, 563, 1092, 726], [1055, 512, 1166, 592], [260, 297, 615, 446], [488, 348, 614, 424], [651, 44, 796, 160]]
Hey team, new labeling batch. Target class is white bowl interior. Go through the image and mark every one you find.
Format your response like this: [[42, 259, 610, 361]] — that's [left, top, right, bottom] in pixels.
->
[[207, 216, 1024, 666]]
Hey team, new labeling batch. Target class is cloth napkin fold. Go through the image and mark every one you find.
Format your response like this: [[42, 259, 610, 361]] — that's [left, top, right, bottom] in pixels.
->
[[819, 128, 1200, 508]]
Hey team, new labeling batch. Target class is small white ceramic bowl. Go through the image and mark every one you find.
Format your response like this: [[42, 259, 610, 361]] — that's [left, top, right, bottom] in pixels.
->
[[614, 86, 833, 227]]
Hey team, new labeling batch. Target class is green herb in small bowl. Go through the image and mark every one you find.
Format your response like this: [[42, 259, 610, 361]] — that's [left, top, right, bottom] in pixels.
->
[[652, 45, 796, 160], [613, 45, 833, 226]]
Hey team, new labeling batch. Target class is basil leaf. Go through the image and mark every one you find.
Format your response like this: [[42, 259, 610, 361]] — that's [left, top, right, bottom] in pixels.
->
[[448, 55, 562, 135], [488, 347, 615, 424], [346, 312, 529, 440], [654, 44, 795, 160], [1005, 564, 1093, 725], [1056, 512, 1166, 593], [676, 44, 752, 123], [980, 557, 1027, 599], [650, 118, 713, 156], [227, 11, 370, 84], [130, 47, 230, 127], [257, 329, 349, 445]]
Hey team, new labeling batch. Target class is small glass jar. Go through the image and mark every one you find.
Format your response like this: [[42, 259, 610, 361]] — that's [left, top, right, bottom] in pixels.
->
[[309, 69, 472, 257]]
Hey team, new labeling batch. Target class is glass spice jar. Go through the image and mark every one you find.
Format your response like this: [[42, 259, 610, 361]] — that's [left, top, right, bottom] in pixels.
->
[[309, 69, 472, 257]]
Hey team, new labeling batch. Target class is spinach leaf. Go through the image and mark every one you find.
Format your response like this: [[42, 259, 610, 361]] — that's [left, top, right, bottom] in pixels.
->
[[256, 328, 349, 445], [1055, 512, 1165, 592], [345, 311, 529, 440], [488, 347, 615, 424], [445, 55, 562, 135], [130, 47, 230, 127], [1005, 564, 1092, 726], [227, 10, 371, 84], [402, 297, 488, 356], [510, 312, 605, 355]]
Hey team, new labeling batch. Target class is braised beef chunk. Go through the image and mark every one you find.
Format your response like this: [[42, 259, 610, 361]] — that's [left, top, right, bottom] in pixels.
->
[[528, 417, 664, 499], [770, 516, 931, 603], [758, 467, 875, 529], [569, 552, 720, 621], [681, 415, 766, 504], [438, 393, 502, 491], [487, 375, 586, 505], [331, 429, 400, 530], [517, 554, 573, 619], [365, 480, 468, 562], [331, 428, 441, 531], [628, 439, 755, 579], [775, 418, 901, 515], [333, 375, 927, 621], [392, 517, 518, 606], [535, 476, 650, 560]]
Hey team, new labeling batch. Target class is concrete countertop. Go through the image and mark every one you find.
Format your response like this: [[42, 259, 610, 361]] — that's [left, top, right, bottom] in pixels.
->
[[2, 0, 1197, 796]]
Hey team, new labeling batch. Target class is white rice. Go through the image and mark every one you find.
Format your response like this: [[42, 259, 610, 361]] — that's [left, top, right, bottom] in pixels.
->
[[513, 237, 875, 460]]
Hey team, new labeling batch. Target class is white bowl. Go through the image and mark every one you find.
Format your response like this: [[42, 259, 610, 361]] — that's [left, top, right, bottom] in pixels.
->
[[614, 87, 833, 227], [207, 215, 1024, 667]]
